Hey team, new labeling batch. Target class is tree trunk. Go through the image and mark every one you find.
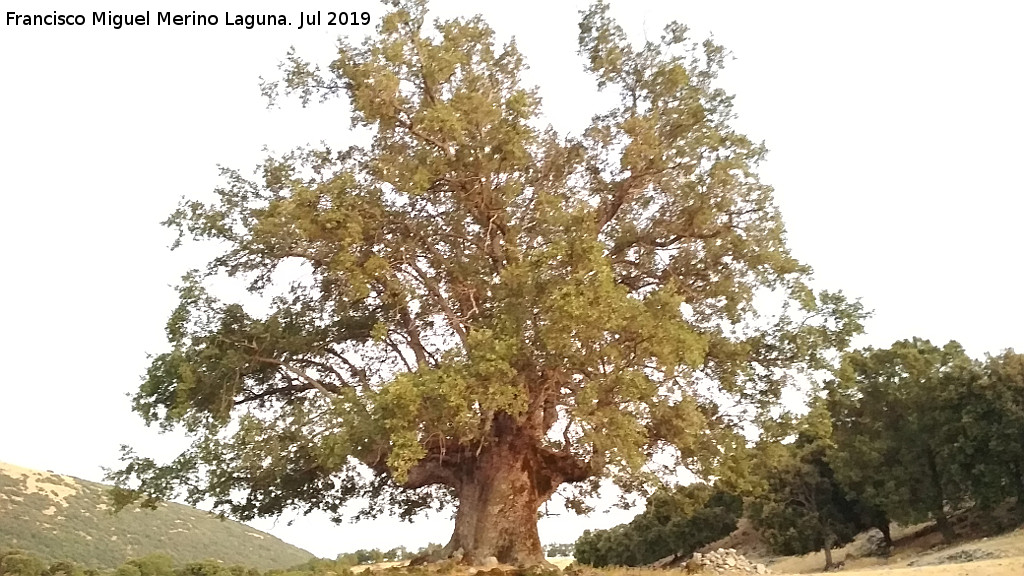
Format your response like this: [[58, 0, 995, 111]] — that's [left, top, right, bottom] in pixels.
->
[[934, 512, 954, 543], [924, 446, 955, 543], [1013, 460, 1024, 514], [822, 533, 835, 571], [879, 520, 893, 549], [443, 443, 557, 567]]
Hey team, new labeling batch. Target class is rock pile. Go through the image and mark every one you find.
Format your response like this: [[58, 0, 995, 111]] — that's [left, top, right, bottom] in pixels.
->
[[684, 549, 769, 574]]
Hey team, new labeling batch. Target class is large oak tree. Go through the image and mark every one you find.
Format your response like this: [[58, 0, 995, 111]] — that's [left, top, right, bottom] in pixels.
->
[[110, 0, 863, 565]]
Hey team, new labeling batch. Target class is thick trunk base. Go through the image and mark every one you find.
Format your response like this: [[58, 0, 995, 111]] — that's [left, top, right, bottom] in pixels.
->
[[443, 446, 557, 567]]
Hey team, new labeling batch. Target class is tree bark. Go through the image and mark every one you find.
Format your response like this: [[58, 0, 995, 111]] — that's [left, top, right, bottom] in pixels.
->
[[879, 520, 893, 549], [442, 443, 559, 567], [924, 447, 954, 542], [822, 533, 835, 570]]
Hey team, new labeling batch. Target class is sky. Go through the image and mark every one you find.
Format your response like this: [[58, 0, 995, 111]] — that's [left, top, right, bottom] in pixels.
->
[[2, 0, 1023, 560]]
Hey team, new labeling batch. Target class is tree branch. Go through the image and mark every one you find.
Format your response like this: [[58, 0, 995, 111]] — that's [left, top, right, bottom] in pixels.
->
[[252, 356, 343, 400]]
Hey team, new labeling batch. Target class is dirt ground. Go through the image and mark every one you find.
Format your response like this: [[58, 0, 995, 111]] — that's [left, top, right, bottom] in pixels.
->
[[350, 524, 1024, 576], [764, 525, 1024, 576]]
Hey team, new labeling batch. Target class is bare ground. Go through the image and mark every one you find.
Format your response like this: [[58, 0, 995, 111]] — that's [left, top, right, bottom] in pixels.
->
[[767, 527, 1024, 575], [350, 520, 1024, 576]]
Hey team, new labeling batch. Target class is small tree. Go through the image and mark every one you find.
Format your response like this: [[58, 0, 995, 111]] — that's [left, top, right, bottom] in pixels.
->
[[46, 562, 84, 576], [746, 406, 863, 570], [127, 555, 174, 576], [544, 544, 574, 558], [114, 566, 141, 576], [110, 0, 864, 565]]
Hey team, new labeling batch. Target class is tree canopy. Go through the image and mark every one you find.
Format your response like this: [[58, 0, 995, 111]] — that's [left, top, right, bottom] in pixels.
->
[[110, 0, 864, 565], [573, 484, 741, 567], [826, 339, 1024, 542], [745, 405, 872, 570]]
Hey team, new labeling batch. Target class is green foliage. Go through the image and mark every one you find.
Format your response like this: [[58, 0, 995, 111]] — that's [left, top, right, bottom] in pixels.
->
[[827, 340, 1024, 541], [47, 561, 85, 576], [543, 543, 573, 558], [177, 560, 238, 576], [745, 406, 865, 560], [331, 547, 407, 567], [826, 339, 976, 540], [949, 351, 1024, 510], [114, 566, 141, 576], [0, 552, 46, 576], [0, 465, 313, 570], [573, 484, 740, 566], [126, 555, 175, 576], [4, 550, 270, 576], [112, 0, 865, 556]]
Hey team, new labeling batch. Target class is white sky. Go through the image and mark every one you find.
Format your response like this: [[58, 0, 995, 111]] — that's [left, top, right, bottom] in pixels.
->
[[2, 0, 1023, 560]]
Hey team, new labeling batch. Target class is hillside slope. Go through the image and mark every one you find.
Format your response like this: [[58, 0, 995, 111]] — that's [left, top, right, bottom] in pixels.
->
[[0, 462, 315, 570]]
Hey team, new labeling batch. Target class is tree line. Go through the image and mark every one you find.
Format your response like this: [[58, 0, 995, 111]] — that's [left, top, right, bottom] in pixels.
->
[[0, 545, 453, 576], [0, 551, 262, 576], [576, 339, 1024, 570], [574, 485, 742, 567]]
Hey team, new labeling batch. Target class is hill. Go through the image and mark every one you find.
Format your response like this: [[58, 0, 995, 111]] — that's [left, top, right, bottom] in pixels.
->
[[0, 461, 315, 570]]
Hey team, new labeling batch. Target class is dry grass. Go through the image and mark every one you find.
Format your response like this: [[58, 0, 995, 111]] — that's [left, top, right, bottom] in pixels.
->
[[0, 461, 78, 506], [760, 525, 1024, 576], [589, 521, 1024, 576], [350, 524, 1024, 576]]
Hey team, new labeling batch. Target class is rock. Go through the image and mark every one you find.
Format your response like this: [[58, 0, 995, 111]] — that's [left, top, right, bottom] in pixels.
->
[[681, 548, 769, 574], [482, 557, 500, 569], [651, 553, 678, 569], [861, 528, 890, 557]]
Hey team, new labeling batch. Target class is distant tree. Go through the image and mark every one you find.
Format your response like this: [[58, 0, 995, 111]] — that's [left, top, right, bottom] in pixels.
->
[[0, 553, 46, 576], [404, 544, 443, 562], [543, 543, 574, 558], [177, 561, 232, 576], [573, 484, 740, 567], [46, 562, 84, 576], [746, 405, 864, 570], [827, 339, 974, 542], [126, 555, 174, 576], [335, 548, 397, 567], [109, 0, 864, 566], [354, 551, 383, 566], [113, 566, 141, 576]]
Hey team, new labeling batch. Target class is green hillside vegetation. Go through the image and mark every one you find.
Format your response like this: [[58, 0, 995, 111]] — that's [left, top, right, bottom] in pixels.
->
[[0, 463, 314, 571]]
